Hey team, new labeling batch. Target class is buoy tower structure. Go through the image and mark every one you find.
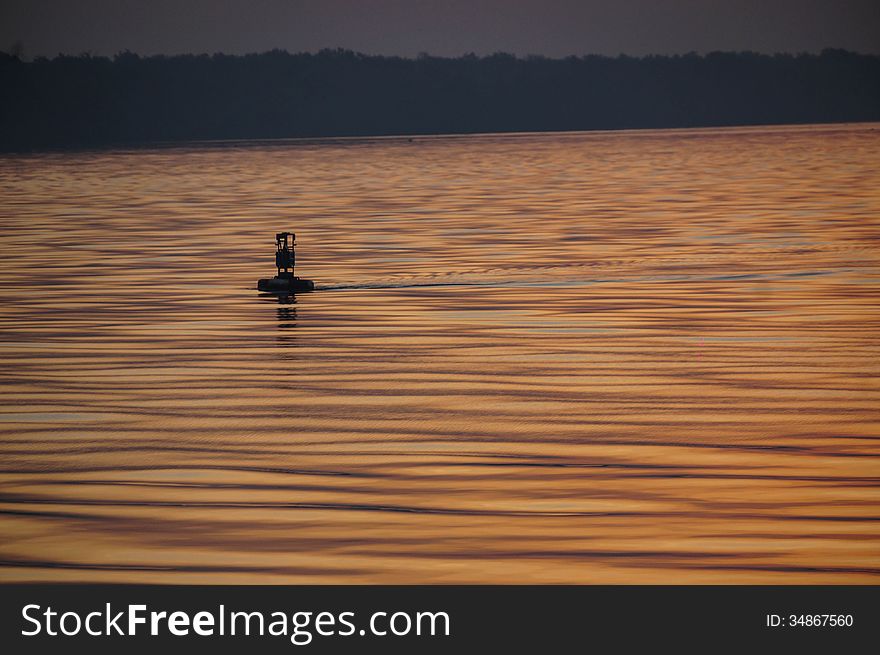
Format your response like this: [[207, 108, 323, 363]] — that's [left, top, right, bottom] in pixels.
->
[[257, 232, 315, 293]]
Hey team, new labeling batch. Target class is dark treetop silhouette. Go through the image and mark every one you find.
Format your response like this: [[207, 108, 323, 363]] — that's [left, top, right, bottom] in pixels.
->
[[1, 48, 878, 150]]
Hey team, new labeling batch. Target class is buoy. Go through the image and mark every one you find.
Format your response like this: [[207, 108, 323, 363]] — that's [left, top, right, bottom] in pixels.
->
[[257, 232, 315, 293]]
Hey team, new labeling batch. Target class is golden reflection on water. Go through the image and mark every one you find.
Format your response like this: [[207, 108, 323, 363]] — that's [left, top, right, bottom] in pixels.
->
[[0, 123, 879, 583]]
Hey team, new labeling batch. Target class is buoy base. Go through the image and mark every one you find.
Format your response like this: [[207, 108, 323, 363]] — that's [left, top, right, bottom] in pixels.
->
[[257, 276, 315, 293]]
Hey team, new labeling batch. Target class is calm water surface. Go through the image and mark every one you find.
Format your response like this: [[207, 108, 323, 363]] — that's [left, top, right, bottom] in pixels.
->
[[1, 124, 879, 583]]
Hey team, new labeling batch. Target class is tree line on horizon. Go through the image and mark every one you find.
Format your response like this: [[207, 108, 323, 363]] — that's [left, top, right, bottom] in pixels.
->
[[1, 48, 878, 150]]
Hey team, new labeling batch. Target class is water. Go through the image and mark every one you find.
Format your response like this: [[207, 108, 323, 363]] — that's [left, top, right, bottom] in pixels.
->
[[1, 123, 878, 583]]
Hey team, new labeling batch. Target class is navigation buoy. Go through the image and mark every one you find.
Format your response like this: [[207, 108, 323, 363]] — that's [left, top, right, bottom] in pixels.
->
[[257, 232, 315, 293]]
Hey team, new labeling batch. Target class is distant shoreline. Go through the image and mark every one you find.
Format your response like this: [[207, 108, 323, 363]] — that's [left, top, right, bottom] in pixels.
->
[[3, 120, 877, 157], [2, 49, 878, 152]]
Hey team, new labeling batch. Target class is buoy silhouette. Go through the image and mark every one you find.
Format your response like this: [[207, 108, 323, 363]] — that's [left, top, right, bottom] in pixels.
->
[[257, 232, 315, 293]]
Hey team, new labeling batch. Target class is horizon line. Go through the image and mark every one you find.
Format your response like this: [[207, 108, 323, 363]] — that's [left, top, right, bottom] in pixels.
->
[[5, 46, 877, 63], [9, 121, 879, 157]]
